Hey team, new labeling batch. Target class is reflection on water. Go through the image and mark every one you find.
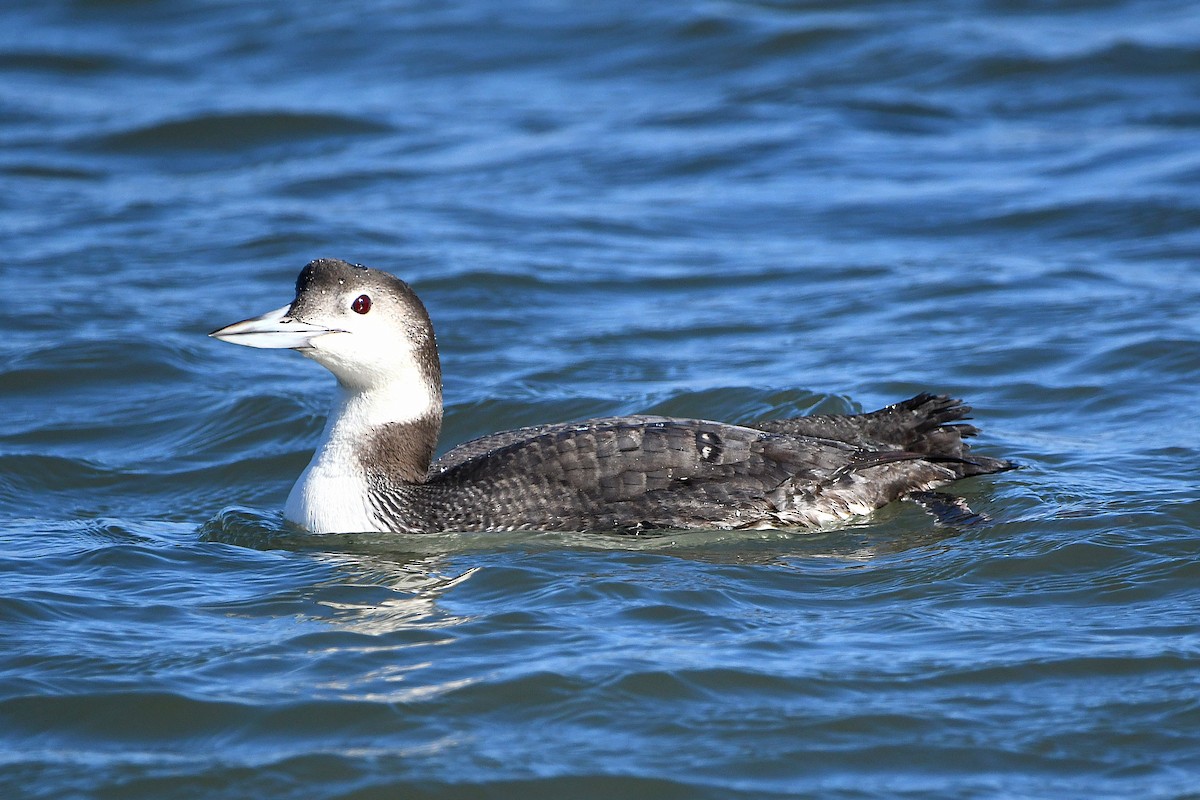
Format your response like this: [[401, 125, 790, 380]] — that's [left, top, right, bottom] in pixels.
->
[[199, 497, 976, 564], [197, 497, 982, 641], [310, 554, 478, 636]]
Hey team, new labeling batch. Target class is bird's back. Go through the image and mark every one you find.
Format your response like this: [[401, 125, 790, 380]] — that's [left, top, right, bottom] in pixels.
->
[[363, 394, 1013, 533]]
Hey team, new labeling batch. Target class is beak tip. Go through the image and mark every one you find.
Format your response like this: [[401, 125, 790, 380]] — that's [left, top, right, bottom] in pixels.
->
[[208, 303, 330, 349]]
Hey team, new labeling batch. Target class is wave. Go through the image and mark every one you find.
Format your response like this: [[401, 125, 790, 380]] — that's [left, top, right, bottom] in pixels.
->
[[92, 111, 393, 157]]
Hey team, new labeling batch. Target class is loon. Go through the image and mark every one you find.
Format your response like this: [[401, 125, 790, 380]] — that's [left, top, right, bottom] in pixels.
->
[[210, 258, 1014, 534]]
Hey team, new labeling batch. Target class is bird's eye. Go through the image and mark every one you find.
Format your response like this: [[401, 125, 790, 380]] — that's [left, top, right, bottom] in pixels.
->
[[351, 294, 371, 314]]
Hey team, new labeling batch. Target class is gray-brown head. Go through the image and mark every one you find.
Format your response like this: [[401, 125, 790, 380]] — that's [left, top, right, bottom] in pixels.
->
[[210, 258, 442, 397]]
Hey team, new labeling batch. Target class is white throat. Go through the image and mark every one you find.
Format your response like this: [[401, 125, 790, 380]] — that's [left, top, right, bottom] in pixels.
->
[[284, 376, 441, 533]]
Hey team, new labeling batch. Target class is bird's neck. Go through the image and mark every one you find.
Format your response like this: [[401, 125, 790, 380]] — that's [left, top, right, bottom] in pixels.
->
[[327, 379, 443, 480], [284, 378, 442, 532]]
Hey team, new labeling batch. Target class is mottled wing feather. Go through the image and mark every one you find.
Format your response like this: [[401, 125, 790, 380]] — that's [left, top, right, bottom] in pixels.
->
[[391, 419, 927, 532], [429, 420, 808, 531], [751, 393, 972, 446], [368, 394, 1015, 533], [431, 416, 676, 474], [753, 393, 1013, 478]]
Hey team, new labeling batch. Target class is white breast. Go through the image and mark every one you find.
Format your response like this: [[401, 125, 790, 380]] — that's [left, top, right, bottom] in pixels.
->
[[284, 459, 380, 533], [284, 380, 437, 534]]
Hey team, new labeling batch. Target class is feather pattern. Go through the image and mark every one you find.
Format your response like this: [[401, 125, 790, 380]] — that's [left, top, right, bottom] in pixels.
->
[[361, 394, 1014, 533]]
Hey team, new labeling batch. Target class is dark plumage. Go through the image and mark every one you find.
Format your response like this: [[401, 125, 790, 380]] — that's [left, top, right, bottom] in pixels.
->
[[363, 394, 1014, 533]]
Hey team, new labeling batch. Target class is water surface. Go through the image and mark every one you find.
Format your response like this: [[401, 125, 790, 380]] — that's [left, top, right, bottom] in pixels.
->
[[2, 1, 1200, 797]]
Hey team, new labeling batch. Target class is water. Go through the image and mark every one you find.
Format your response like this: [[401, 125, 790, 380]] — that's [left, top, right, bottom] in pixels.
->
[[3, 0, 1200, 797]]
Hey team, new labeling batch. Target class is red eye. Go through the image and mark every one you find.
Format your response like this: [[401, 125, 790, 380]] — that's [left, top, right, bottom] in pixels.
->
[[352, 294, 371, 314]]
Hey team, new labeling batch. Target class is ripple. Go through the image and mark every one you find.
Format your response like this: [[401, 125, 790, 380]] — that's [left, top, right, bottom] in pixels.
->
[[166, 393, 318, 459], [0, 454, 116, 497], [0, 339, 192, 396], [92, 112, 393, 156], [0, 49, 127, 75], [954, 40, 1200, 84]]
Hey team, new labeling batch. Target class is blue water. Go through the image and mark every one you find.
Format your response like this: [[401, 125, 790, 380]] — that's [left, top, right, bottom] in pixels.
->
[[3, 0, 1200, 797]]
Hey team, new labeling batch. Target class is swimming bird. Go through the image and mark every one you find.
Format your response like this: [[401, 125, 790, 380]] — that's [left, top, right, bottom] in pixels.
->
[[211, 258, 1014, 534]]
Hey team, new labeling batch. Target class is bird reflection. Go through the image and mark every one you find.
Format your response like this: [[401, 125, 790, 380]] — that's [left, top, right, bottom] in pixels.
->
[[199, 501, 977, 635]]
